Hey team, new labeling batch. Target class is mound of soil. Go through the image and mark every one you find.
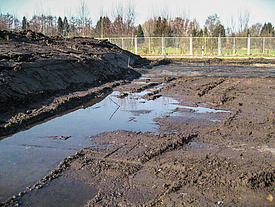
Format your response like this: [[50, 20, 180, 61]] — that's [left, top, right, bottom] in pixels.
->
[[0, 30, 149, 136]]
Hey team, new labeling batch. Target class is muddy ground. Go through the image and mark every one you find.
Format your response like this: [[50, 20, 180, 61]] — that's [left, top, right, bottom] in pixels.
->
[[1, 31, 275, 206], [64, 75, 275, 207], [2, 63, 275, 206], [0, 30, 150, 137]]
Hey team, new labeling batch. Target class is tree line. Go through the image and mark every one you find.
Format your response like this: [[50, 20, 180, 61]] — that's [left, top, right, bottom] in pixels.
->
[[0, 12, 274, 38]]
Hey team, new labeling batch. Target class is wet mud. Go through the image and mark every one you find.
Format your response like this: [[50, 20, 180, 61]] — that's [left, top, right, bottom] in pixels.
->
[[0, 30, 150, 137], [1, 31, 275, 206], [3, 68, 275, 206]]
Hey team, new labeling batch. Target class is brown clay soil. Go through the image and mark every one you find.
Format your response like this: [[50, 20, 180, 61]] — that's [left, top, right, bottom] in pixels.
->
[[1, 31, 275, 206]]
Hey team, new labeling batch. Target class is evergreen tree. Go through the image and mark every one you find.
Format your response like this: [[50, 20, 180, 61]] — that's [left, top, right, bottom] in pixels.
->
[[22, 16, 27, 30], [135, 24, 144, 43], [135, 24, 144, 37], [213, 24, 225, 37], [191, 28, 203, 37], [204, 27, 209, 37], [153, 16, 173, 37], [63, 17, 69, 36], [198, 29, 204, 37], [57, 16, 63, 36], [94, 16, 111, 37], [260, 22, 274, 37], [191, 28, 197, 37]]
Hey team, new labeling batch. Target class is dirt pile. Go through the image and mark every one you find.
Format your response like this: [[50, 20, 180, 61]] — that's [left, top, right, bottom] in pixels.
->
[[0, 30, 149, 136]]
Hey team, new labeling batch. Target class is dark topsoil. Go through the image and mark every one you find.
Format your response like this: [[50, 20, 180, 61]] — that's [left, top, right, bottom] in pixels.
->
[[0, 30, 149, 137], [1, 30, 275, 206]]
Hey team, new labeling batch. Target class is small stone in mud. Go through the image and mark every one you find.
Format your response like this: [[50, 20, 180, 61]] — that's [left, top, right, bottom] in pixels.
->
[[141, 92, 162, 100], [58, 136, 71, 140], [163, 76, 175, 82], [117, 92, 128, 98], [128, 117, 136, 122], [163, 183, 171, 189], [267, 194, 274, 202]]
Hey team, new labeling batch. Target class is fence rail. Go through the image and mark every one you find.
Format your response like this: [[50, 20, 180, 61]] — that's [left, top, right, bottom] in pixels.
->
[[97, 36, 275, 57]]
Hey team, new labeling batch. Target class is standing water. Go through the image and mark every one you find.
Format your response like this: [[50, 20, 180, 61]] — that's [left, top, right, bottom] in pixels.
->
[[0, 81, 183, 204], [0, 77, 231, 205]]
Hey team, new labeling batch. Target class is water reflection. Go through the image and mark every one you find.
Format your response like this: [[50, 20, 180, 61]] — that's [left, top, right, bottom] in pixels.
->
[[19, 177, 98, 207], [0, 87, 232, 203], [0, 90, 181, 203], [179, 105, 232, 113]]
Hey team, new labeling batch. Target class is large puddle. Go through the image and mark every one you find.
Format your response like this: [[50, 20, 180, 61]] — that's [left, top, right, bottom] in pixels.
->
[[0, 78, 232, 204], [19, 177, 98, 207]]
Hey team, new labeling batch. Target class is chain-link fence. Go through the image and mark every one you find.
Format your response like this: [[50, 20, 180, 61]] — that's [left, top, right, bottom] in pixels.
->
[[100, 36, 275, 57]]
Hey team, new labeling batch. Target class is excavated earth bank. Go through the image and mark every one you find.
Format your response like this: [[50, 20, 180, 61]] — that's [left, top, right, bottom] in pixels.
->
[[0, 30, 149, 137], [1, 31, 275, 206]]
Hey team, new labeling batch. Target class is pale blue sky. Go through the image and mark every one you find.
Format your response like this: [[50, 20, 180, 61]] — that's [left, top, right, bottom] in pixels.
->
[[0, 0, 274, 28]]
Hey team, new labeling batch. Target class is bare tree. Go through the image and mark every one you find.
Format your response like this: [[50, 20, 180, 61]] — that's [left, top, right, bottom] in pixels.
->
[[230, 15, 236, 36], [142, 18, 155, 37], [78, 0, 90, 36], [99, 6, 104, 38], [109, 1, 137, 37], [111, 2, 124, 36], [112, 14, 125, 36], [0, 14, 7, 30], [39, 14, 46, 34], [46, 15, 56, 36], [238, 9, 250, 36], [125, 2, 136, 36], [69, 16, 78, 36], [13, 15, 20, 31], [171, 17, 186, 37], [249, 22, 263, 37], [6, 13, 14, 30], [29, 15, 40, 32], [205, 14, 221, 36], [112, 2, 124, 22]]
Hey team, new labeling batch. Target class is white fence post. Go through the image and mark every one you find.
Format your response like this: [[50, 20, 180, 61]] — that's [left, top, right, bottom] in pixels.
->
[[149, 37, 151, 54], [247, 34, 251, 56], [190, 35, 193, 55], [233, 37, 236, 54], [162, 35, 165, 55], [263, 37, 265, 55], [135, 35, 137, 54], [218, 35, 221, 56], [96, 36, 275, 57], [176, 37, 179, 55], [205, 37, 207, 55]]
